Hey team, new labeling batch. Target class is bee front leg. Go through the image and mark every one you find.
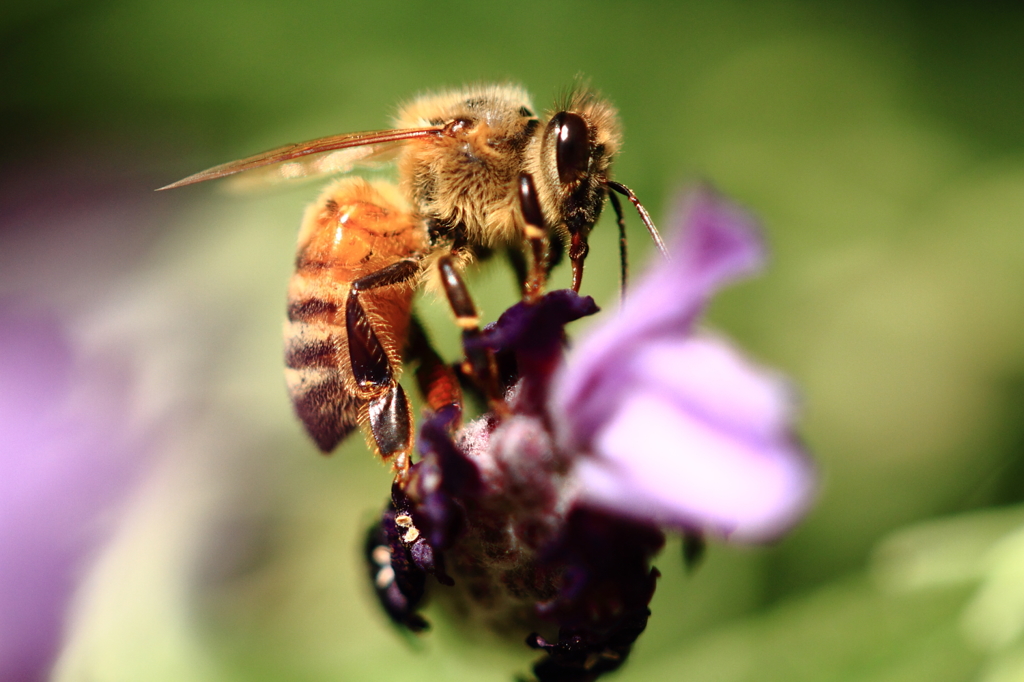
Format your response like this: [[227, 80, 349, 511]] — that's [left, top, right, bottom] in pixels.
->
[[517, 172, 550, 303], [347, 258, 421, 483]]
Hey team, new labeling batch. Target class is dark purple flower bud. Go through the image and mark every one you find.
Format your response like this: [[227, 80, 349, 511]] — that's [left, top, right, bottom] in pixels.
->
[[470, 290, 599, 414], [365, 510, 429, 633]]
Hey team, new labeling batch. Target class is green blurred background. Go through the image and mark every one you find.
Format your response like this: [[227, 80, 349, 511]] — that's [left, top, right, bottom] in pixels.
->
[[4, 1, 1024, 681]]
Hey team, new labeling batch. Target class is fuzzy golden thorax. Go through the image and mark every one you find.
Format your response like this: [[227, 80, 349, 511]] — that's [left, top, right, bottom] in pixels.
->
[[395, 84, 542, 251]]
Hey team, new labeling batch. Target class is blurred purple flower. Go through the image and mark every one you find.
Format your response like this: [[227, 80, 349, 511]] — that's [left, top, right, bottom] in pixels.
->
[[553, 188, 814, 542], [0, 305, 141, 682], [0, 156, 168, 681]]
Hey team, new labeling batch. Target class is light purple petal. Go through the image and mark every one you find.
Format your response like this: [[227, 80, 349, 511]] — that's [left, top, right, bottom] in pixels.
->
[[576, 379, 814, 542], [552, 187, 766, 452], [546, 187, 815, 542], [629, 336, 796, 443]]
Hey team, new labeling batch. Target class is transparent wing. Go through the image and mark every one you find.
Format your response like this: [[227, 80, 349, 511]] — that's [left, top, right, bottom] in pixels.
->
[[157, 126, 445, 191], [219, 143, 401, 192]]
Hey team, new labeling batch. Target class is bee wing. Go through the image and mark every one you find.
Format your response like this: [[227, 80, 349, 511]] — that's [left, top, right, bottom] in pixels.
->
[[218, 143, 401, 192], [157, 126, 445, 191]]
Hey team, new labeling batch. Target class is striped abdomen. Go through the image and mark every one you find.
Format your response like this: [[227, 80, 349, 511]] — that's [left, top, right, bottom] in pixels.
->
[[284, 178, 425, 453]]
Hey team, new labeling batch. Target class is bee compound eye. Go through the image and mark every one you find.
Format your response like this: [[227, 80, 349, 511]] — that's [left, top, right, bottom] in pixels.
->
[[553, 112, 590, 184]]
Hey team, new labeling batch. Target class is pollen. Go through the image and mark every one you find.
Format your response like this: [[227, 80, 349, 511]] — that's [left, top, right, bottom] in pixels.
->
[[374, 566, 395, 590]]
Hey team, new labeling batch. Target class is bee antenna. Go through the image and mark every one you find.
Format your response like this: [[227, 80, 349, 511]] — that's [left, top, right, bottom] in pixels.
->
[[605, 181, 669, 259]]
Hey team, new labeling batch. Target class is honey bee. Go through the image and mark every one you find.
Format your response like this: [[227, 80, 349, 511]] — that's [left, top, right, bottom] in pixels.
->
[[161, 83, 665, 482]]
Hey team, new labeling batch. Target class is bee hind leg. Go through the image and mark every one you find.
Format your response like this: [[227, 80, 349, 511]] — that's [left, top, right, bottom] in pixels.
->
[[367, 383, 413, 484], [347, 258, 421, 481]]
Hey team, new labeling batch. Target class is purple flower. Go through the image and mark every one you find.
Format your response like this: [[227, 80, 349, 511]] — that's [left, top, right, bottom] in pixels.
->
[[0, 159, 167, 682], [365, 187, 815, 681], [0, 305, 141, 682], [552, 188, 815, 542]]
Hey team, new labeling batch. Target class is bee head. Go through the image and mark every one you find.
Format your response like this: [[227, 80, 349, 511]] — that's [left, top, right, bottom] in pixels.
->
[[534, 90, 622, 243]]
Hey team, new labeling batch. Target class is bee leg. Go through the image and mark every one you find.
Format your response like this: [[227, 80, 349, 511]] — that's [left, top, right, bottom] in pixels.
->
[[436, 255, 507, 415], [682, 531, 707, 573], [348, 258, 422, 481], [369, 383, 414, 483], [506, 247, 528, 295], [608, 189, 629, 300], [350, 258, 421, 294], [517, 172, 549, 303], [406, 315, 463, 431]]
